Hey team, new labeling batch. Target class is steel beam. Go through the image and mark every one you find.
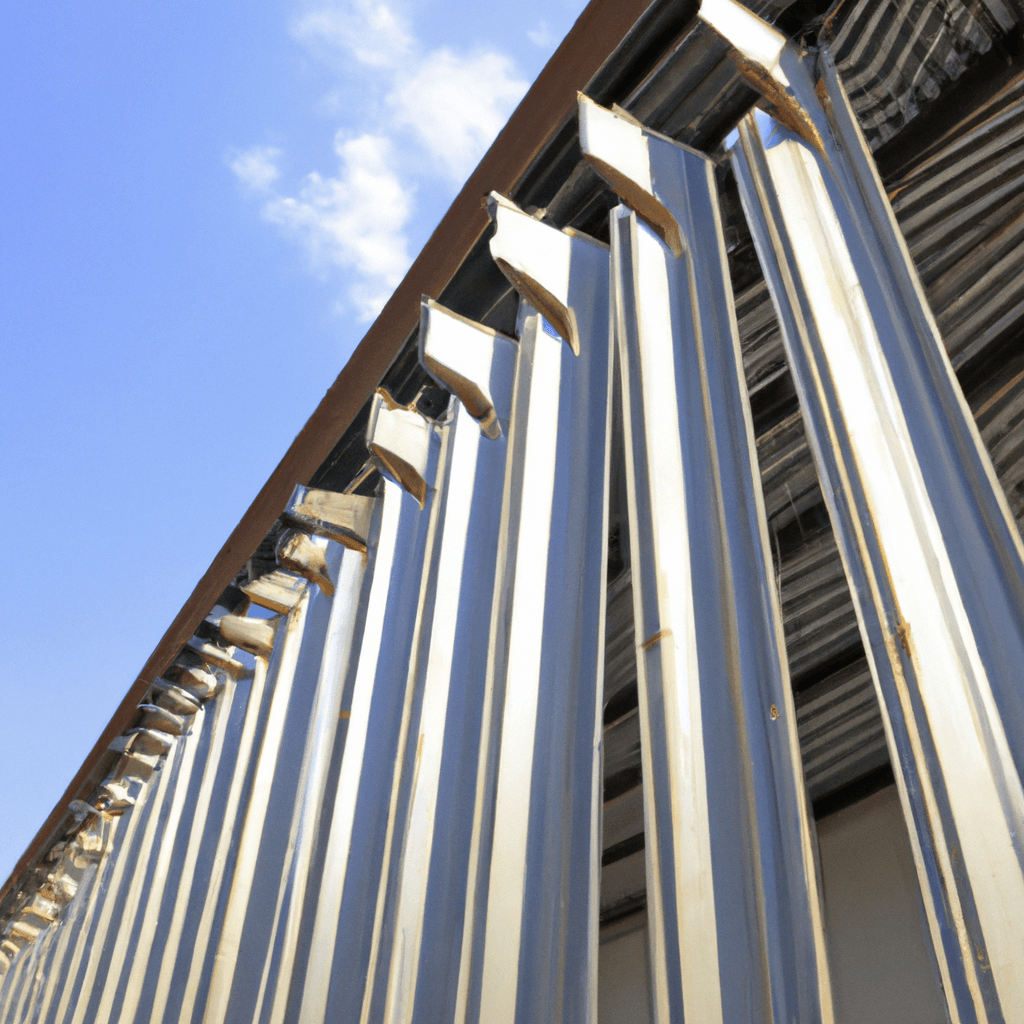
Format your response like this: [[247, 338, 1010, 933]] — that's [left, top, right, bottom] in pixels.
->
[[579, 95, 835, 1024], [350, 300, 519, 1024], [452, 195, 612, 1024], [294, 400, 448, 1024], [205, 541, 372, 1024], [707, 1, 1024, 1018]]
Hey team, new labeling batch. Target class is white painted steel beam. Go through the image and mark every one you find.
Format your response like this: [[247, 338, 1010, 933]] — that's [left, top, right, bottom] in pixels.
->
[[579, 95, 835, 1024], [708, 1, 1024, 1018], [452, 195, 612, 1024]]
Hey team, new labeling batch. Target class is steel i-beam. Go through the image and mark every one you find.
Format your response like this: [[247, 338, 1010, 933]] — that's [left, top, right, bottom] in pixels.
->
[[579, 95, 835, 1024], [294, 395, 447, 1024], [351, 299, 519, 1024], [704, 0, 1024, 1018], [453, 195, 612, 1024]]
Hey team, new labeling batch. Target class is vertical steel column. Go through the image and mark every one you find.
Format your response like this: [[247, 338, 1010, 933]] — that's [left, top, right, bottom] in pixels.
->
[[294, 394, 448, 1024], [204, 536, 373, 1024], [357, 300, 517, 1024], [142, 671, 251, 1024], [199, 597, 305, 1024], [579, 96, 834, 1024], [455, 195, 612, 1024], [255, 538, 372, 1024], [63, 737, 184, 1024], [703, 0, 1024, 1019], [124, 677, 238, 1024], [93, 706, 213, 1024]]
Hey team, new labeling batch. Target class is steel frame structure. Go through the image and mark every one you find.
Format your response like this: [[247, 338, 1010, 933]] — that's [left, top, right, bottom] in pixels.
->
[[4, 0, 1024, 1021]]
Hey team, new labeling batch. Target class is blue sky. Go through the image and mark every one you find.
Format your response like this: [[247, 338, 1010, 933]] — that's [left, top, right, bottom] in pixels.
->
[[1, 0, 587, 881]]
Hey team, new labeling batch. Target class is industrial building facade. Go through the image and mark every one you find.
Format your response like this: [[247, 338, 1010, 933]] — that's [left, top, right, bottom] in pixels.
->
[[3, 0, 1024, 1021]]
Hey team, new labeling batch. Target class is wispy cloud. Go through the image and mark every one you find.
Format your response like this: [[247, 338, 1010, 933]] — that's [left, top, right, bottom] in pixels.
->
[[229, 146, 282, 192], [527, 20, 554, 48], [231, 0, 529, 320], [233, 132, 412, 321], [388, 47, 527, 182], [292, 0, 412, 69]]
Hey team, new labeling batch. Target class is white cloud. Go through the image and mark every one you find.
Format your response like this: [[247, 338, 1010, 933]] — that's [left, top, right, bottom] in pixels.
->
[[235, 132, 413, 321], [233, 0, 529, 318], [527, 21, 554, 48], [229, 146, 282, 193], [388, 47, 528, 182], [292, 0, 412, 69]]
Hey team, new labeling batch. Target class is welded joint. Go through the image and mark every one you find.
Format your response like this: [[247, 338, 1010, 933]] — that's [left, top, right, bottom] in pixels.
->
[[487, 191, 586, 354], [135, 702, 187, 738], [282, 484, 375, 551], [164, 661, 224, 701], [0, 936, 27, 958], [276, 530, 334, 597], [698, 0, 825, 154], [418, 296, 517, 440], [38, 861, 79, 905], [146, 680, 203, 718], [242, 568, 309, 614], [110, 727, 173, 759], [66, 804, 110, 864], [91, 778, 136, 816], [183, 641, 248, 680], [210, 613, 279, 659], [366, 388, 436, 507], [578, 95, 689, 256]]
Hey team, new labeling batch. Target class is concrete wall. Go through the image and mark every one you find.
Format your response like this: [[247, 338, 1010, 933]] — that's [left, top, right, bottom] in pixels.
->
[[816, 785, 948, 1024]]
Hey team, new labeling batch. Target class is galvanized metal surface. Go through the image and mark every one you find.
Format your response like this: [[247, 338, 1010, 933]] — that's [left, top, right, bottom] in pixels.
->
[[0, 525, 375, 1022], [361, 301, 517, 1024], [822, 0, 1022, 151], [4, 0, 1024, 1020], [716, 1, 1024, 1016], [295, 418, 444, 1024], [465, 195, 612, 1024], [581, 96, 833, 1023]]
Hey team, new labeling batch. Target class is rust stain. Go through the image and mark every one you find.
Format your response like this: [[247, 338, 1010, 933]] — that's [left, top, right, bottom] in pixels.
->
[[770, 704, 780, 720], [640, 628, 671, 652], [339, 711, 351, 720], [729, 54, 825, 155], [896, 619, 912, 654]]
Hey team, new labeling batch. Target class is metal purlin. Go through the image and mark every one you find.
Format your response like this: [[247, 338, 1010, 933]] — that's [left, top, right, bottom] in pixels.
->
[[706, 0, 1024, 1019], [579, 95, 835, 1024]]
